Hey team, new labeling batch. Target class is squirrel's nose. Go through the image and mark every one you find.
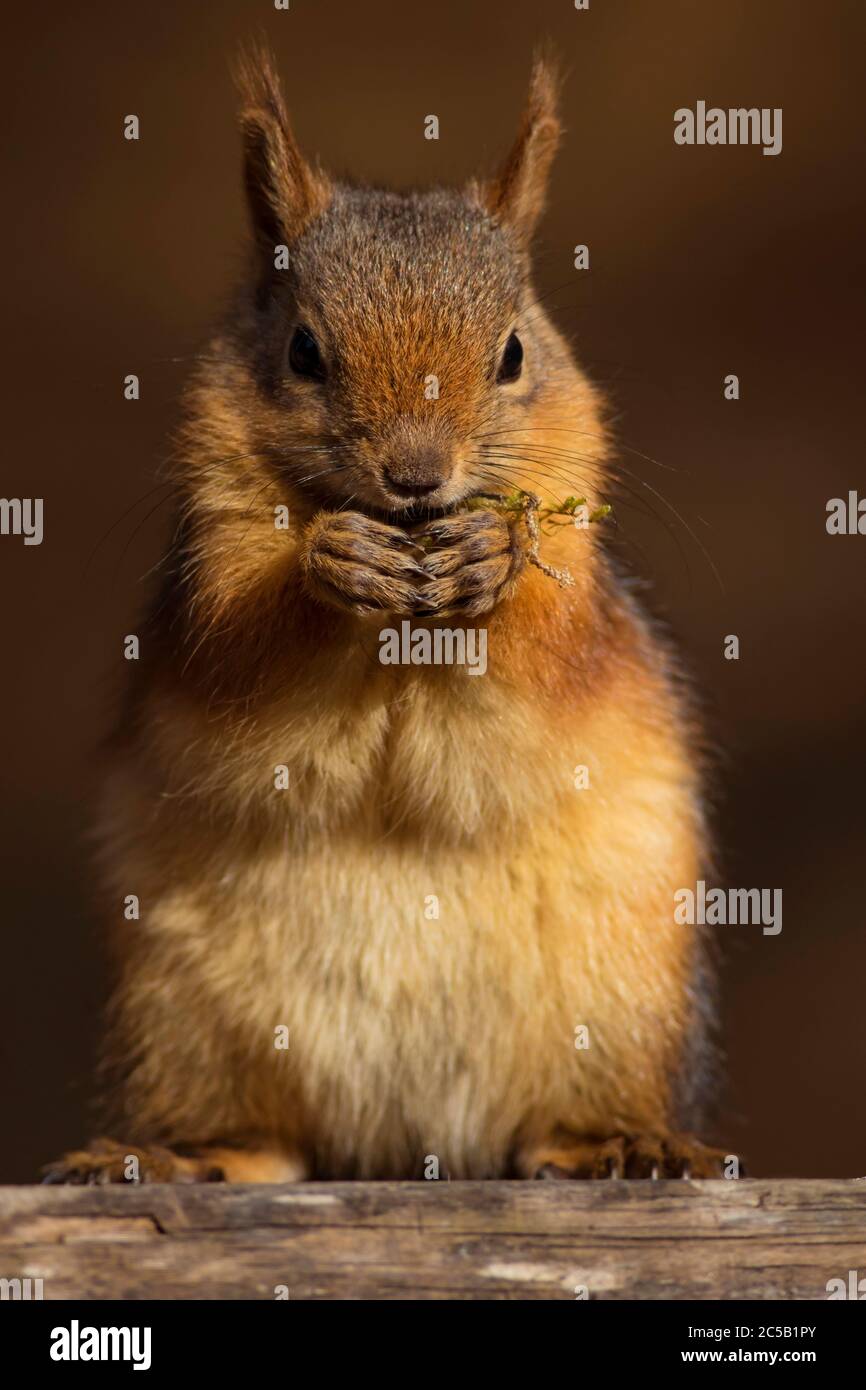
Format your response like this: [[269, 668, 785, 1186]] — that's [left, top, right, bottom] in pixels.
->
[[382, 447, 451, 498], [382, 467, 442, 498], [379, 416, 455, 498]]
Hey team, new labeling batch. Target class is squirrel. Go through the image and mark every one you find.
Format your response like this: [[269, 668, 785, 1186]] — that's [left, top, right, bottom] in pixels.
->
[[45, 46, 733, 1185]]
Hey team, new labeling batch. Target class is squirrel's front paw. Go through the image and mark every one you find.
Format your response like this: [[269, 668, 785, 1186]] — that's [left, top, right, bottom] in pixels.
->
[[415, 510, 525, 619], [302, 510, 426, 616]]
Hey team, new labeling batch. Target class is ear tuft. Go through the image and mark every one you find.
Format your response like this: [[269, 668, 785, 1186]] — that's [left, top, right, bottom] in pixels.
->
[[473, 48, 563, 246], [233, 42, 331, 252]]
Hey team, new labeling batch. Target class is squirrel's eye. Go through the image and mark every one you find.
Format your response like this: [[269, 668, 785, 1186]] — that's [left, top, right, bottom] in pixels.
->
[[497, 331, 523, 384], [288, 326, 325, 381]]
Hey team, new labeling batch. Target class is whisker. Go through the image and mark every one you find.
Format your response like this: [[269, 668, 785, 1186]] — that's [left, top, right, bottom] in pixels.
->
[[86, 445, 361, 578], [476, 464, 660, 574], [474, 426, 681, 473], [478, 445, 718, 593], [512, 276, 590, 328]]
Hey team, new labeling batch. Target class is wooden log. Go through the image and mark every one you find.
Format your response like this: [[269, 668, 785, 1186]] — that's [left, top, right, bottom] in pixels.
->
[[0, 1180, 863, 1301]]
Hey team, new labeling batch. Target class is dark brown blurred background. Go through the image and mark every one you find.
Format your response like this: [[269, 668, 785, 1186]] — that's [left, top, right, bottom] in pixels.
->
[[1, 0, 863, 1180]]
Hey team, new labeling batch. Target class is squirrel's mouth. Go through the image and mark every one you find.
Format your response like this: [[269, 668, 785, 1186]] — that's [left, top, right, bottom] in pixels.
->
[[365, 500, 452, 524], [361, 488, 497, 527], [287, 454, 495, 524]]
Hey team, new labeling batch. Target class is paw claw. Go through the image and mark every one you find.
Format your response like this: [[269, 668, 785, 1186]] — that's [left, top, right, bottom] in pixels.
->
[[524, 1133, 736, 1181], [535, 1163, 571, 1181]]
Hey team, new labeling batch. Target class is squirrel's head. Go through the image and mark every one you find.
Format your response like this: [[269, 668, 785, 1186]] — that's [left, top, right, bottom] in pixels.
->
[[204, 46, 586, 520]]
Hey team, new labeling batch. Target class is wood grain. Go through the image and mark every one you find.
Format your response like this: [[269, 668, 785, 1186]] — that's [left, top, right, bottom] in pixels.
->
[[0, 1180, 863, 1300]]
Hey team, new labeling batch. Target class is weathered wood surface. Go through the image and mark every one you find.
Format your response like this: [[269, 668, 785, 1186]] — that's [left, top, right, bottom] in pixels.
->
[[0, 1180, 863, 1300]]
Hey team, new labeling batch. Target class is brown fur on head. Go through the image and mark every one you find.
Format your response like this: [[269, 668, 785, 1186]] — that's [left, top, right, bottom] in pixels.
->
[[178, 47, 603, 531]]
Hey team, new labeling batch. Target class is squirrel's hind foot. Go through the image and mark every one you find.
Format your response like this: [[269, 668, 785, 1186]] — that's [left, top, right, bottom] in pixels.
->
[[521, 1133, 742, 1180], [41, 1136, 306, 1185]]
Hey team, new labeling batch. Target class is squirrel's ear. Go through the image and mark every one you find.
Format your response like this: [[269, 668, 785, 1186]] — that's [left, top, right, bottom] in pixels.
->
[[234, 44, 331, 251], [471, 51, 562, 245]]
